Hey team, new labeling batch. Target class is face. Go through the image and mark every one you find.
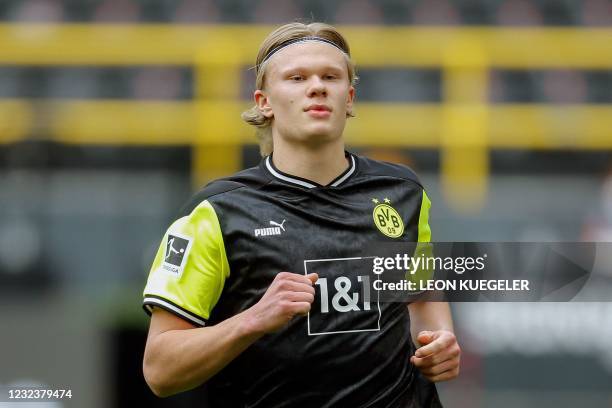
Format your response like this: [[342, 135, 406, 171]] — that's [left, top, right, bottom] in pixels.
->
[[254, 41, 355, 148]]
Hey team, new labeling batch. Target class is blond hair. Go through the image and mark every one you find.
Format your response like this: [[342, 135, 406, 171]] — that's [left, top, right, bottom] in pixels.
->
[[241, 22, 358, 156]]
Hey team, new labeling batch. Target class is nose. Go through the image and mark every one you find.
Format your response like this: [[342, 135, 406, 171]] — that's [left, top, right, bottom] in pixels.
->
[[306, 76, 327, 97]]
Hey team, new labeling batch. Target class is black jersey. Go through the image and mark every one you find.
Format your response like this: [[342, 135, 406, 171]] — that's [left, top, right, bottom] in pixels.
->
[[143, 151, 441, 407]]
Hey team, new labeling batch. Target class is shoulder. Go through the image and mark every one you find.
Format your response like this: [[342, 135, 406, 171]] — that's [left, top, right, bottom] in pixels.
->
[[355, 154, 424, 189], [177, 165, 268, 217]]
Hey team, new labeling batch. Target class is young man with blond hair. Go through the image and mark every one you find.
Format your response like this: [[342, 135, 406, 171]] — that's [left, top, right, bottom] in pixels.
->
[[142, 22, 460, 407]]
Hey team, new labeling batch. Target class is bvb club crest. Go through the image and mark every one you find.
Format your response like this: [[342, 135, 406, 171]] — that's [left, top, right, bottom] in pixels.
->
[[372, 198, 404, 238]]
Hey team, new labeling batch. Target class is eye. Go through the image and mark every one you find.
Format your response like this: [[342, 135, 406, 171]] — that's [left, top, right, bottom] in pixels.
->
[[289, 75, 305, 81], [324, 74, 337, 80]]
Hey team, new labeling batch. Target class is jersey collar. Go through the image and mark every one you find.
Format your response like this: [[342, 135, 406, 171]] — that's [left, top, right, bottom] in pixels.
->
[[264, 151, 357, 189]]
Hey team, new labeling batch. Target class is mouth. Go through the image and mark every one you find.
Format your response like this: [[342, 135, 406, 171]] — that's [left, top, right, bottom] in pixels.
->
[[305, 105, 332, 118]]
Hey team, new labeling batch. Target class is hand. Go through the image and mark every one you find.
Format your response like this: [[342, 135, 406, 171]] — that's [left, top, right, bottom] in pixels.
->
[[410, 330, 460, 382], [245, 272, 318, 334]]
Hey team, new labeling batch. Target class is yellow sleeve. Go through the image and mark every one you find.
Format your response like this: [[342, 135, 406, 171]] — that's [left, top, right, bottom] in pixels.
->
[[418, 190, 432, 243], [408, 190, 434, 287], [142, 199, 230, 326]]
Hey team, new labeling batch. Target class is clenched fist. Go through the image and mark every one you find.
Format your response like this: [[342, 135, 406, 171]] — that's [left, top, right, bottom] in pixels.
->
[[410, 330, 461, 382], [245, 272, 318, 334]]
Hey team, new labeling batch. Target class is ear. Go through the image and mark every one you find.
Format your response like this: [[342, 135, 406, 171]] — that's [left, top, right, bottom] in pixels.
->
[[346, 86, 355, 117], [254, 90, 274, 118]]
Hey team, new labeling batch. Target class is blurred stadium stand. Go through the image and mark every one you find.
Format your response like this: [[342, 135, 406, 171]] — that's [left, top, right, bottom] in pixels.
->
[[582, 0, 612, 25], [172, 0, 220, 24], [412, 0, 461, 25], [0, 1, 611, 407], [93, 0, 141, 22], [8, 0, 65, 22]]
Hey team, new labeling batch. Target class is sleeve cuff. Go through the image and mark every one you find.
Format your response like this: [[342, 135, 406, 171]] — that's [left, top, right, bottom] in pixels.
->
[[143, 294, 207, 327]]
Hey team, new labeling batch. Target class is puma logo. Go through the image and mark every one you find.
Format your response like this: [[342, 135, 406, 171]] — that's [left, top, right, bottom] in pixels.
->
[[269, 219, 286, 231]]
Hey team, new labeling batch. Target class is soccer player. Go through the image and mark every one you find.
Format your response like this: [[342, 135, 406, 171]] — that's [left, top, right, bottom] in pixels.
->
[[142, 22, 460, 407]]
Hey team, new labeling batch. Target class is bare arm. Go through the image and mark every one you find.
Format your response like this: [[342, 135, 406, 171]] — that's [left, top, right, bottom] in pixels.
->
[[143, 272, 318, 397], [407, 301, 461, 382], [143, 307, 262, 397], [407, 301, 453, 345]]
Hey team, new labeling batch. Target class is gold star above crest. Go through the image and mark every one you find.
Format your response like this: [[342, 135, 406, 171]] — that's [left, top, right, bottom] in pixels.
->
[[372, 198, 379, 204], [384, 198, 391, 203]]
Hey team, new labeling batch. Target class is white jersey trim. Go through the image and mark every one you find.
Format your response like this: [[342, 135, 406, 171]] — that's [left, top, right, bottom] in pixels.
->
[[331, 155, 356, 186], [265, 154, 356, 188], [143, 296, 207, 326]]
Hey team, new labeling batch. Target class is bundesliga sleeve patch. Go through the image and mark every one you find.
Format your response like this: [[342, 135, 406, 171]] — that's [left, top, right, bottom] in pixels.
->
[[162, 233, 192, 277]]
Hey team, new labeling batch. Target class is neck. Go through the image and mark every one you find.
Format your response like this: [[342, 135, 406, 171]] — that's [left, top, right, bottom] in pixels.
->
[[271, 139, 349, 186]]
